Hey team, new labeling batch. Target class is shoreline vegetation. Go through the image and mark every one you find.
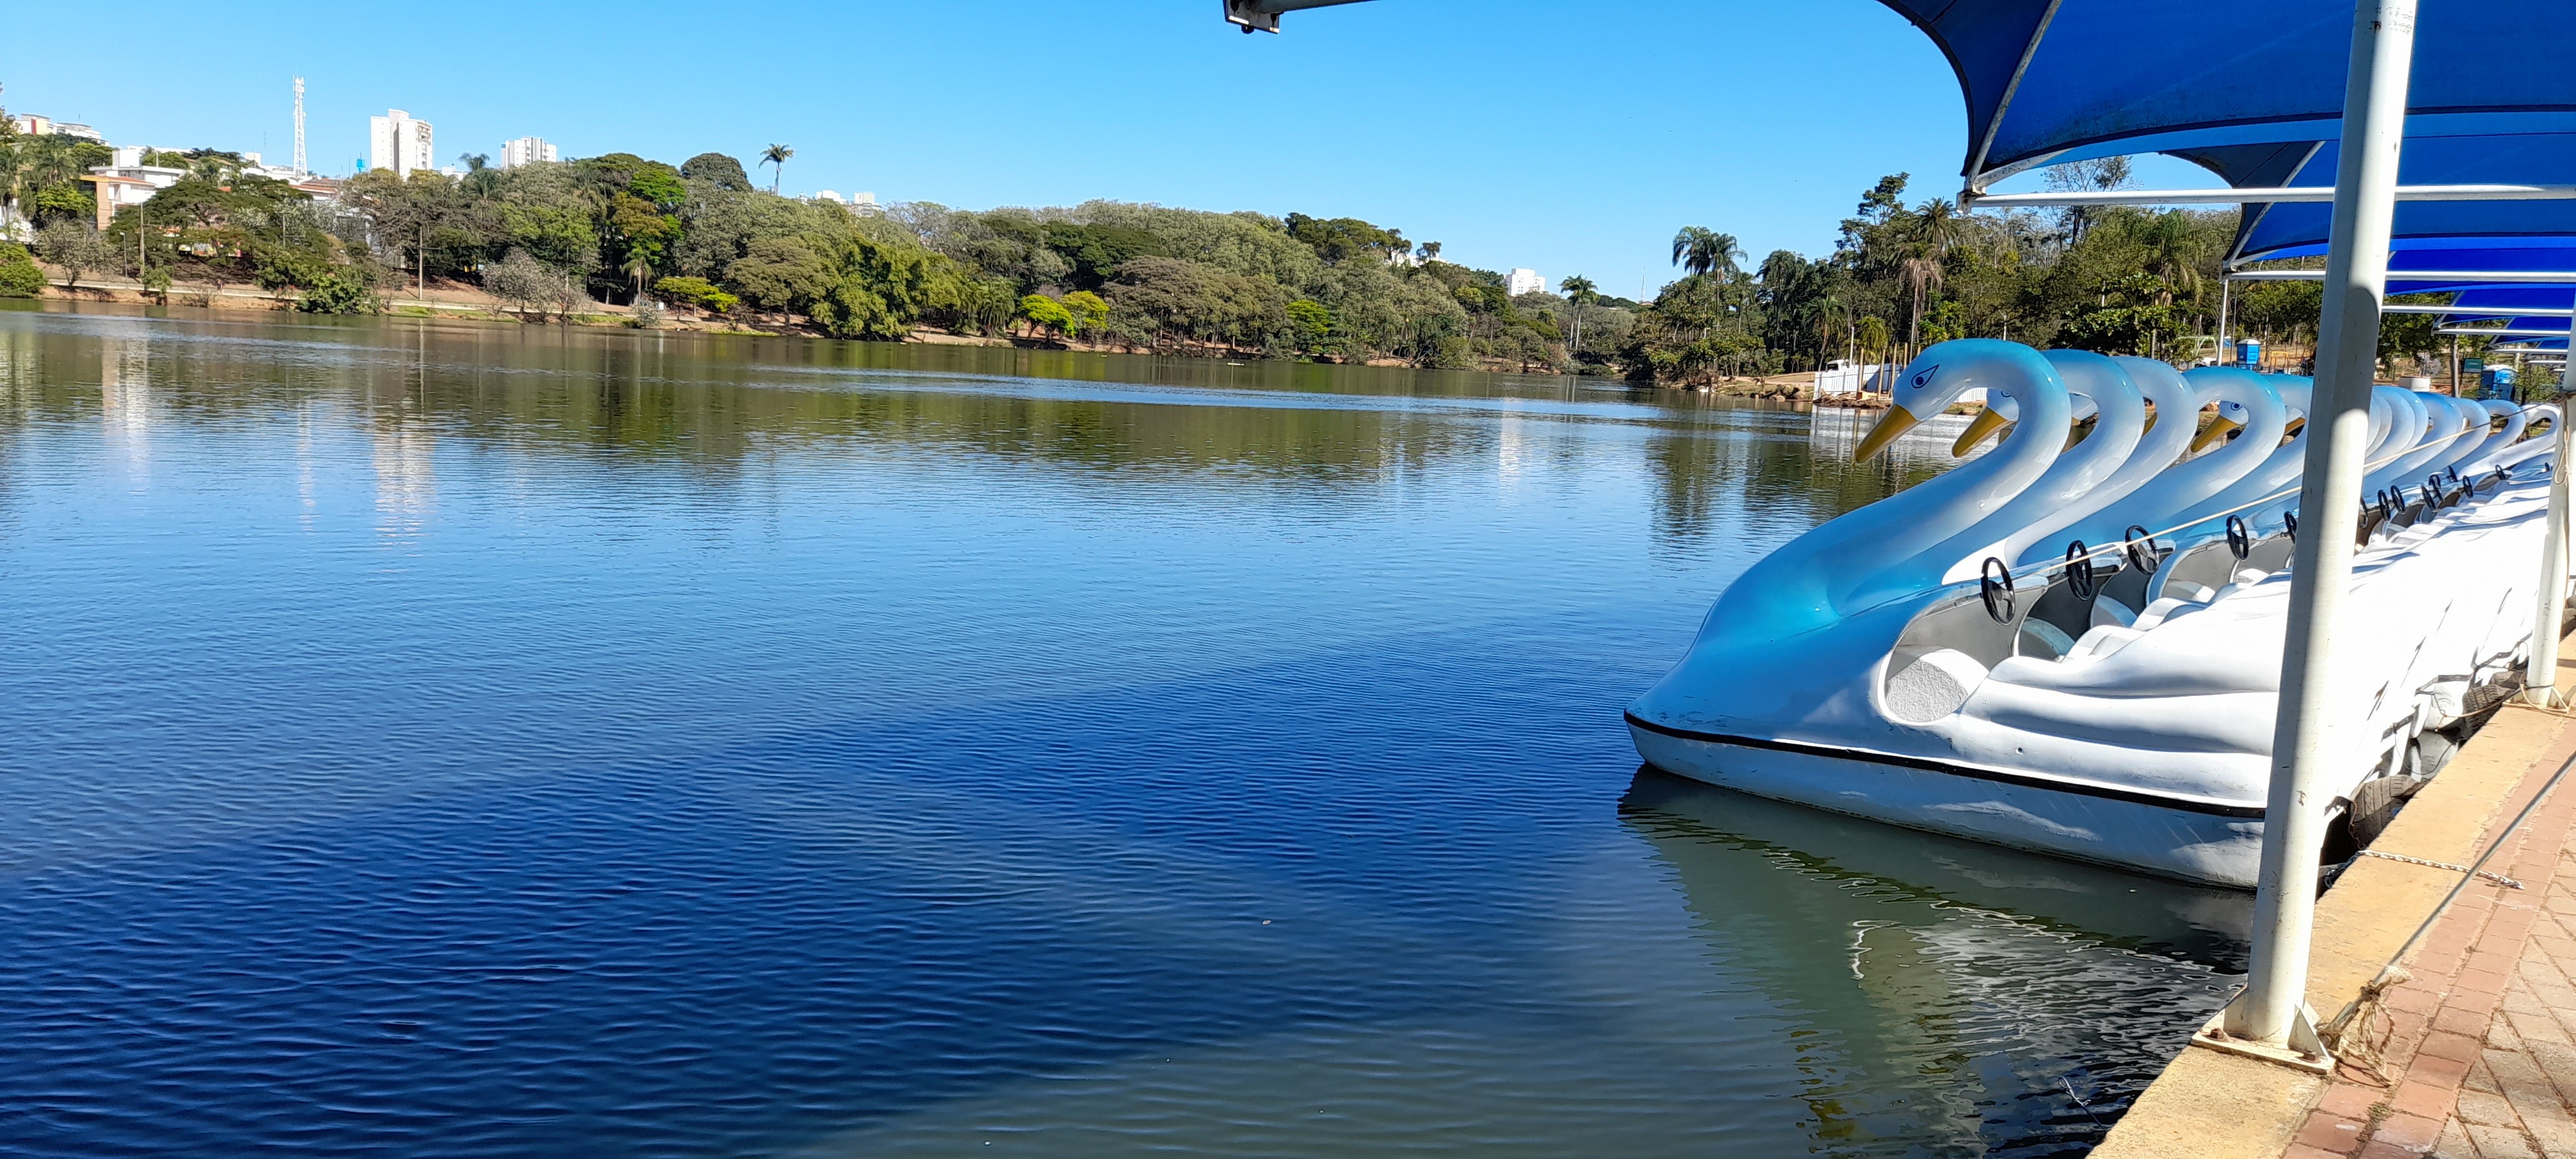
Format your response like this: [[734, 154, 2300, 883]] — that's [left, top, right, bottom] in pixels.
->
[[0, 131, 2520, 391]]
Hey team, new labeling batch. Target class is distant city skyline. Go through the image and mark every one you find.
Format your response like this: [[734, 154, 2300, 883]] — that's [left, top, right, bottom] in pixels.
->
[[367, 109, 433, 178], [0, 0, 2208, 294], [500, 135, 557, 170]]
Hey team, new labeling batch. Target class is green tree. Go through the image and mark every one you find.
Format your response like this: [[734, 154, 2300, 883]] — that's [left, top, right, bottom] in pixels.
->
[[297, 270, 377, 314], [1558, 275, 1597, 357], [485, 249, 575, 321], [1018, 292, 1075, 339], [1062, 289, 1110, 337], [35, 221, 110, 290], [681, 153, 752, 192], [1671, 226, 1744, 279], [0, 243, 44, 297], [653, 276, 740, 314], [726, 235, 834, 310], [760, 143, 794, 194], [1286, 298, 1336, 357]]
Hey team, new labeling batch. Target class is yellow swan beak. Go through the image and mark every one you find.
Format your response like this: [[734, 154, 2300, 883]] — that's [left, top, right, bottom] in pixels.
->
[[2190, 415, 2243, 454], [1950, 408, 2011, 457], [1855, 408, 1920, 462]]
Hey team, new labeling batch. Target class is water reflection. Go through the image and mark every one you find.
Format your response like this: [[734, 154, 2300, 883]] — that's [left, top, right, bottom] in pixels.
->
[[0, 303, 2239, 1156], [1622, 772, 2247, 1156]]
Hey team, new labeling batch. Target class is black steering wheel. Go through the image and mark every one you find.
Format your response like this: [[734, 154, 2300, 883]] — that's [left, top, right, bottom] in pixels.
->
[[2225, 515, 2252, 560], [2064, 541, 2097, 603], [2284, 510, 2300, 541], [2123, 525, 2161, 574], [1980, 556, 2015, 625]]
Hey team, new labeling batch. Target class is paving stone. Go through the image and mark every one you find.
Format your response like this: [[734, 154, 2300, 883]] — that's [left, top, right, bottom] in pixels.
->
[[2485, 1050, 2564, 1113], [2382, 1111, 2452, 1151], [2523, 1040, 2576, 1102], [2519, 1109, 2576, 1157], [2450, 1007, 2507, 1036], [2329, 1082, 2392, 1119], [2463, 1088, 2527, 1127], [2468, 1122, 2544, 1159], [2300, 1109, 2371, 1152], [2512, 1014, 2573, 1051], [2431, 1032, 2496, 1064], [2429, 1118, 2474, 1159], [2420, 1053, 2481, 1091]]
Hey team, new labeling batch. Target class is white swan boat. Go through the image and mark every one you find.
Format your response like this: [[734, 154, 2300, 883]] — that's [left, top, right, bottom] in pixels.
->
[[1627, 339, 2561, 888]]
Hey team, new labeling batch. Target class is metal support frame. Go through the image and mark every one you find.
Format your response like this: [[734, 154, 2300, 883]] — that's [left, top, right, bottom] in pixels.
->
[[2229, 270, 2576, 283], [2391, 306, 2576, 317], [1221, 0, 1370, 33], [1968, 183, 2576, 208], [2202, 0, 2419, 1068], [2219, 276, 2234, 363], [2439, 326, 2575, 337], [2532, 279, 2576, 706]]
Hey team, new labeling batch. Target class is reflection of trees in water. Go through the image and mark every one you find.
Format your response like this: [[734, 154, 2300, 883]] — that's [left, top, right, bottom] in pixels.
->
[[0, 315, 1522, 493], [1645, 403, 1955, 553], [1620, 773, 2245, 1156]]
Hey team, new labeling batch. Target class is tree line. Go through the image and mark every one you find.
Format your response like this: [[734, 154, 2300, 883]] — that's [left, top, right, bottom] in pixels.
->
[[0, 121, 2474, 381], [1613, 164, 2490, 388]]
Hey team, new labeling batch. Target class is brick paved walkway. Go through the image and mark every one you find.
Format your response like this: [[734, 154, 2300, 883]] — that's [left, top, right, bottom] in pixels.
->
[[2284, 741, 2576, 1159], [2433, 845, 2576, 1158]]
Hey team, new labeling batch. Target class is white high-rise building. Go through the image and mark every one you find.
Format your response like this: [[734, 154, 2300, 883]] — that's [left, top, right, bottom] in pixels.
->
[[368, 109, 434, 178], [499, 136, 558, 169], [1506, 268, 1545, 296]]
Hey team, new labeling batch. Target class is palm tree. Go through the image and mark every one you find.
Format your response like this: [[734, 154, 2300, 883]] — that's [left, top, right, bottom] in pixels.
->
[[1558, 275, 1597, 356], [624, 252, 654, 301], [759, 144, 794, 194], [2137, 211, 2206, 308], [1899, 198, 1970, 359], [1670, 227, 1743, 279], [1900, 256, 1946, 361]]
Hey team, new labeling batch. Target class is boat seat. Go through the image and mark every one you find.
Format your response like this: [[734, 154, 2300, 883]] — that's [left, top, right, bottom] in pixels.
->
[[2131, 597, 2195, 631], [2090, 596, 2137, 628], [1883, 648, 1990, 723], [2018, 618, 2078, 659], [2069, 625, 2143, 660], [2163, 580, 2216, 603], [2235, 568, 2269, 585]]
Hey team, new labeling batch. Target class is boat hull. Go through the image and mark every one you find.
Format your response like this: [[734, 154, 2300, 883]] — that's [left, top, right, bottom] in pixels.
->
[[1626, 717, 2267, 889]]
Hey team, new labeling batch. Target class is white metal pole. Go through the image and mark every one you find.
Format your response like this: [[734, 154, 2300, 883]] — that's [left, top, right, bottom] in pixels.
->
[[2530, 366, 2572, 707], [2224, 0, 2417, 1050], [2219, 276, 2233, 366]]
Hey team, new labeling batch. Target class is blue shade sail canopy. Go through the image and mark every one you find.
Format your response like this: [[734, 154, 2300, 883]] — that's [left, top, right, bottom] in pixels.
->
[[1876, 0, 2576, 189], [2204, 136, 2576, 263]]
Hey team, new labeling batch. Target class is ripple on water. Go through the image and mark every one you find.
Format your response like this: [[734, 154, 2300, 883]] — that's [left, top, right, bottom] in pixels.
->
[[0, 307, 2244, 1157]]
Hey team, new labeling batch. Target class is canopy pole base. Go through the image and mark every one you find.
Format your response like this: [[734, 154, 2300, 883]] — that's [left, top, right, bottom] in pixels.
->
[[2192, 997, 2334, 1075]]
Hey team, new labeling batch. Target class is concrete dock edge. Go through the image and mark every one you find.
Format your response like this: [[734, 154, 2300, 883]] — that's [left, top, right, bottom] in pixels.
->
[[2094, 643, 2576, 1159]]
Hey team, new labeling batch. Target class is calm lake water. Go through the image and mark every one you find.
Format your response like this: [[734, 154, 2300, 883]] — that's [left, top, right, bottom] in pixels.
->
[[0, 303, 2251, 1157]]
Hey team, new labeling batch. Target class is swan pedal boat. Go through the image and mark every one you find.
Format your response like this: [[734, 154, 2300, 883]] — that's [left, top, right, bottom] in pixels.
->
[[1626, 339, 2562, 889]]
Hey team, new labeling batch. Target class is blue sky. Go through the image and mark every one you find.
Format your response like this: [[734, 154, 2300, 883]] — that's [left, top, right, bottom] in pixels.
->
[[0, 1, 2197, 297]]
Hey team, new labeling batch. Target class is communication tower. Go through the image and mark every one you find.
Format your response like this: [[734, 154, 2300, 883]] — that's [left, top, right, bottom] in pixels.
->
[[292, 77, 307, 176]]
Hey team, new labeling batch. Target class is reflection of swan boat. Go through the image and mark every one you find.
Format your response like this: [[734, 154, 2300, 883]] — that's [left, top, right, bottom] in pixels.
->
[[1620, 771, 2245, 1151], [1627, 339, 2561, 888]]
